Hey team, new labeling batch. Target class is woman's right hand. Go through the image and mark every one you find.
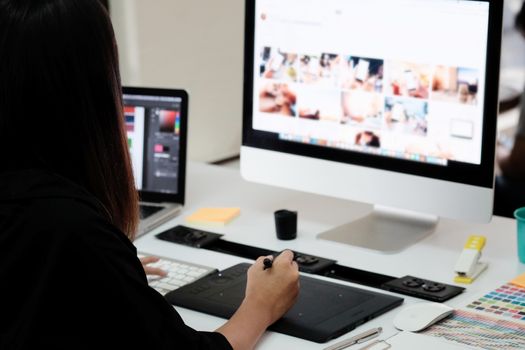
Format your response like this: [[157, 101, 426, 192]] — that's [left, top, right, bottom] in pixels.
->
[[243, 250, 300, 325], [216, 250, 299, 349]]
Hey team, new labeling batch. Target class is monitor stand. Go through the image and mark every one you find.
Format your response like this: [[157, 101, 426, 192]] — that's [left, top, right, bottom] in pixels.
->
[[317, 205, 438, 253]]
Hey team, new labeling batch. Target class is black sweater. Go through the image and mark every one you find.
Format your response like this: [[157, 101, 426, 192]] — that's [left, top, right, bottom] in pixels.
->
[[0, 169, 232, 350]]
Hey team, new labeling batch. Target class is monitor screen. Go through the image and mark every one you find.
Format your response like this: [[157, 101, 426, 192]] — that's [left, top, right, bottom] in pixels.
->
[[123, 92, 183, 195], [242, 0, 502, 250]]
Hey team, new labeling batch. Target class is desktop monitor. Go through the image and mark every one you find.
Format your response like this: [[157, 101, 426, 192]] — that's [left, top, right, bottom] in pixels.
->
[[241, 0, 503, 252]]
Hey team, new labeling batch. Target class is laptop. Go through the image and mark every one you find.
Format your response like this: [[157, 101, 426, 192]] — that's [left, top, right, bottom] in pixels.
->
[[123, 87, 188, 237], [165, 263, 403, 343]]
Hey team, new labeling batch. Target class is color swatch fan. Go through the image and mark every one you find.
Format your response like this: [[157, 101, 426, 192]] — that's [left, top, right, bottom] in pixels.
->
[[421, 274, 525, 350]]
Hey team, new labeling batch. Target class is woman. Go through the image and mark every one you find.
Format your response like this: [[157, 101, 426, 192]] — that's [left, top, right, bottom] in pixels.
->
[[495, 1, 525, 218], [0, 0, 299, 349]]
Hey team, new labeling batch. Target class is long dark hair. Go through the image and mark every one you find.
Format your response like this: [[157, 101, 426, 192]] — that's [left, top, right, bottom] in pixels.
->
[[517, 1, 525, 35], [0, 0, 139, 238]]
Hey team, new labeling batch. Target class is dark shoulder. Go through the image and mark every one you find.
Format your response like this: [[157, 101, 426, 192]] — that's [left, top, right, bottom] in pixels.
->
[[14, 190, 145, 289], [27, 194, 109, 233], [28, 194, 135, 253], [0, 167, 135, 255]]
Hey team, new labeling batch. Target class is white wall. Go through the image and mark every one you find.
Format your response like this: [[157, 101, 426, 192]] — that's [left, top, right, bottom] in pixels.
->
[[110, 0, 245, 162]]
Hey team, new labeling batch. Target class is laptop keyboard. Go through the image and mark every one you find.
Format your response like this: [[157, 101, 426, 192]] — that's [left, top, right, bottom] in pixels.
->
[[140, 204, 163, 219], [138, 253, 218, 295]]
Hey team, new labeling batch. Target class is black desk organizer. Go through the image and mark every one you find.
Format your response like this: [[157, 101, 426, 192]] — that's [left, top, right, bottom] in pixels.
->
[[156, 225, 465, 302]]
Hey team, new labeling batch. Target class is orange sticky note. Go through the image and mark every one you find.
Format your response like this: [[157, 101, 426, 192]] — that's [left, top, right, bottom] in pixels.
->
[[186, 207, 240, 226], [511, 273, 525, 288]]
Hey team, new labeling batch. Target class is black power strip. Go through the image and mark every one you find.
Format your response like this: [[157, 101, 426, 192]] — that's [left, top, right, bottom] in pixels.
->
[[382, 276, 465, 302], [156, 225, 223, 248], [156, 225, 465, 302]]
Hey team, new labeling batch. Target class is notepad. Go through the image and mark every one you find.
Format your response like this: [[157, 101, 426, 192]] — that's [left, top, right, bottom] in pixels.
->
[[185, 207, 240, 226]]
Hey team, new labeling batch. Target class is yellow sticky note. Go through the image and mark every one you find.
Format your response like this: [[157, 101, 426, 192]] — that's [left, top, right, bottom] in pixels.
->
[[186, 207, 240, 226], [511, 273, 525, 288]]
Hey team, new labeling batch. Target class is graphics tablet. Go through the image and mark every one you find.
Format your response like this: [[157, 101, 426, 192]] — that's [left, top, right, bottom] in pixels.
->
[[165, 263, 403, 343]]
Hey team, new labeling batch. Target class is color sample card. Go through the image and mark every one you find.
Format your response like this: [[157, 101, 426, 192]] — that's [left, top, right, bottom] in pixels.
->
[[465, 283, 525, 321], [423, 309, 525, 350]]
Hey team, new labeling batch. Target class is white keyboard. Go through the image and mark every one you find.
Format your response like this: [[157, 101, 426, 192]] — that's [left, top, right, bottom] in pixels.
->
[[138, 253, 217, 295]]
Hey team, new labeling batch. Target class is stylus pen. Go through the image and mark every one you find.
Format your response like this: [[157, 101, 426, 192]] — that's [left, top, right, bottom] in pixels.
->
[[323, 327, 382, 350], [263, 257, 273, 270]]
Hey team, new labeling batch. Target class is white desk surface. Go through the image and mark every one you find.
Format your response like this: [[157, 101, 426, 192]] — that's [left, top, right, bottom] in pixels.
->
[[134, 162, 525, 349]]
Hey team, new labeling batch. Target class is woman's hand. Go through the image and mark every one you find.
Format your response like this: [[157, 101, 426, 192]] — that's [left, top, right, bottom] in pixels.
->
[[216, 250, 300, 350], [244, 250, 300, 325], [139, 256, 167, 278]]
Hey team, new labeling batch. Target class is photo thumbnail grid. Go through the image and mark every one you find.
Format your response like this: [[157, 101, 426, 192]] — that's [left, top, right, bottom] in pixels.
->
[[256, 46, 481, 164]]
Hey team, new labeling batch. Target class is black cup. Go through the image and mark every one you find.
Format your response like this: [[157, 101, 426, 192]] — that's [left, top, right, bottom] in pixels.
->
[[274, 209, 297, 240]]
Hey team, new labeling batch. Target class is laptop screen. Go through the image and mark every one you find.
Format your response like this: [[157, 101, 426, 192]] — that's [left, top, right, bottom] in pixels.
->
[[122, 87, 187, 203]]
